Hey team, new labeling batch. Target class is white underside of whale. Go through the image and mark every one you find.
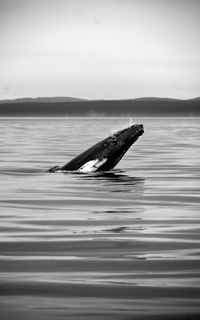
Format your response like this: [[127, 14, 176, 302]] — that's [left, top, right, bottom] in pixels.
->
[[78, 158, 107, 173]]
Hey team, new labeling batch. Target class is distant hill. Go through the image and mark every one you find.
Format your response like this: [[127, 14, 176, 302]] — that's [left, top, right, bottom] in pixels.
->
[[0, 96, 86, 104], [0, 97, 199, 116]]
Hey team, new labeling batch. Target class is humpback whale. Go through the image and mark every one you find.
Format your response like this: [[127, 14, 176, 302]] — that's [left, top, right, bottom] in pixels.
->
[[48, 123, 144, 173]]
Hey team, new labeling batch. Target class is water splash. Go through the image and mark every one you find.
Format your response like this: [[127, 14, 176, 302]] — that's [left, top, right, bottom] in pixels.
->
[[110, 119, 134, 136]]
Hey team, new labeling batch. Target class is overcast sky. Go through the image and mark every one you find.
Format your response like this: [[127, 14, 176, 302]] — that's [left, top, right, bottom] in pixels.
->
[[0, 0, 199, 99]]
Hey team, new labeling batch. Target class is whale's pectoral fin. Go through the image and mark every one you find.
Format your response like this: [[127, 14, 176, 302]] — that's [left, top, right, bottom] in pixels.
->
[[78, 158, 107, 173]]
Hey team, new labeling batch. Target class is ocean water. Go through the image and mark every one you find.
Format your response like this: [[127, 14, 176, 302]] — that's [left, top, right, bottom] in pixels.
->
[[0, 117, 200, 320]]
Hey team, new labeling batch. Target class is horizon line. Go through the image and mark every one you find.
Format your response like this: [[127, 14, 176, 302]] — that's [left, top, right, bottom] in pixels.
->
[[0, 95, 200, 102]]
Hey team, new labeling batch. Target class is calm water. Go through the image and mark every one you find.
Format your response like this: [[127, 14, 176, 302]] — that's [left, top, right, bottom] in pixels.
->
[[0, 117, 200, 320]]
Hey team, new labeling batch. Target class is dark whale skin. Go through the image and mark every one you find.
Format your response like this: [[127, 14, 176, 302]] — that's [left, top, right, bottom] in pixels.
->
[[48, 124, 144, 172]]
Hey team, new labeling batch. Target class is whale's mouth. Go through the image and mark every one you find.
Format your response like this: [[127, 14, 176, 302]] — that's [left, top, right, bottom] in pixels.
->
[[137, 124, 144, 135]]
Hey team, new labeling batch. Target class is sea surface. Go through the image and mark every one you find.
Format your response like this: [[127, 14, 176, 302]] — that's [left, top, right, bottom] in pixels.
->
[[0, 117, 200, 320]]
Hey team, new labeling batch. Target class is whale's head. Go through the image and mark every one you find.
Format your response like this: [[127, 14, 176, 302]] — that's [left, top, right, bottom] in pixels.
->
[[49, 123, 144, 173], [96, 123, 144, 171]]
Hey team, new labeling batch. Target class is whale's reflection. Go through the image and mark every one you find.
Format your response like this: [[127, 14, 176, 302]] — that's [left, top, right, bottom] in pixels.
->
[[79, 170, 144, 182], [73, 170, 145, 194]]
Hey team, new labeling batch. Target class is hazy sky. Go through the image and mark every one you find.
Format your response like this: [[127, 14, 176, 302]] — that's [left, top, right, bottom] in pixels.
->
[[0, 0, 199, 99]]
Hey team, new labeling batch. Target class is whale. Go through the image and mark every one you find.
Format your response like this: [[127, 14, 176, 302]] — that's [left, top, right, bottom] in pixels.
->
[[48, 123, 144, 173]]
